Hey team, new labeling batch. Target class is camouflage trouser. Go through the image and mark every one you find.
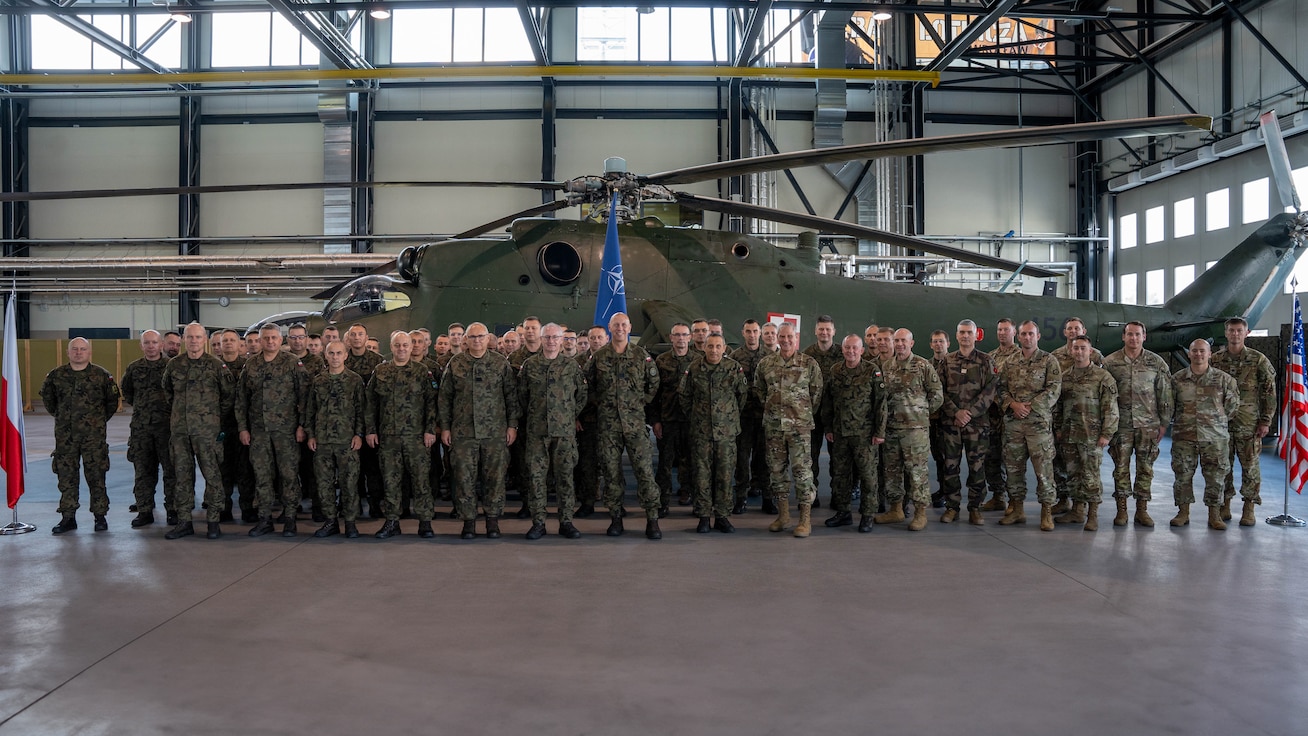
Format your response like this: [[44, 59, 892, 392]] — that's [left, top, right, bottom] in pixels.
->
[[1109, 428, 1161, 501], [249, 430, 301, 519], [598, 425, 659, 519], [357, 445, 384, 515], [451, 436, 509, 520], [221, 428, 256, 515], [883, 427, 931, 507], [929, 417, 947, 493], [809, 420, 831, 498], [1057, 442, 1104, 503], [1171, 438, 1230, 507], [1003, 417, 1055, 505], [984, 408, 1007, 499], [53, 433, 110, 516], [574, 419, 601, 507], [765, 425, 814, 506], [428, 443, 444, 502], [298, 440, 317, 512], [941, 422, 990, 510], [128, 429, 175, 513], [734, 414, 766, 495], [829, 434, 878, 516], [655, 420, 691, 506], [379, 435, 432, 521], [1052, 438, 1071, 503], [690, 435, 736, 519], [526, 434, 578, 523], [170, 432, 224, 523], [313, 442, 359, 522], [1222, 428, 1262, 504]]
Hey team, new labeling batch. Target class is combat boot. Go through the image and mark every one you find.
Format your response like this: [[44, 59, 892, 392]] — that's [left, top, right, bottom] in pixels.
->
[[980, 492, 1006, 512], [418, 521, 435, 538], [731, 497, 748, 515], [1208, 505, 1227, 530], [1039, 503, 1054, 531], [761, 495, 777, 515], [1170, 504, 1190, 527], [998, 501, 1025, 525], [1240, 500, 1257, 526], [645, 518, 662, 540], [872, 504, 905, 525], [164, 521, 194, 539], [559, 521, 582, 539], [525, 521, 546, 540], [824, 510, 853, 527], [575, 503, 595, 518], [857, 515, 873, 533], [1049, 497, 1072, 516], [485, 517, 501, 539], [131, 511, 154, 528], [375, 520, 401, 539], [281, 517, 297, 537], [714, 517, 735, 533], [94, 515, 108, 531], [1113, 496, 1129, 526], [1084, 503, 1099, 531], [314, 520, 340, 538], [516, 501, 531, 519], [939, 508, 958, 524], [206, 522, 222, 539], [1220, 495, 1233, 522], [606, 514, 624, 537], [793, 504, 812, 538], [768, 501, 790, 532], [968, 509, 984, 525], [907, 503, 928, 531], [1055, 501, 1087, 525], [1135, 500, 1154, 527], [248, 517, 275, 537], [460, 520, 477, 539], [51, 515, 77, 534], [696, 517, 712, 533], [344, 522, 360, 538]]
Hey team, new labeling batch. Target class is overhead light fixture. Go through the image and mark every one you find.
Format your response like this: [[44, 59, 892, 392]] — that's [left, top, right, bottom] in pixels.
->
[[636, 6, 656, 14], [369, 6, 391, 20], [871, 10, 892, 21], [166, 0, 191, 22]]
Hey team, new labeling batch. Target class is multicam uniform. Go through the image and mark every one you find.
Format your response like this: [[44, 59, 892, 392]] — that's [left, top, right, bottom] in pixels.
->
[[367, 360, 438, 522], [1102, 348, 1173, 502], [162, 353, 235, 523], [678, 354, 748, 519], [1000, 349, 1061, 505], [307, 369, 365, 523], [120, 355, 175, 517], [880, 354, 944, 508], [517, 352, 587, 524], [984, 343, 1022, 500], [755, 351, 824, 506], [939, 348, 998, 512], [439, 350, 519, 520], [41, 362, 120, 518], [818, 359, 888, 518], [1170, 366, 1241, 509], [1050, 344, 1104, 506], [236, 352, 308, 521], [1210, 345, 1276, 506], [1053, 363, 1119, 504], [585, 342, 661, 519]]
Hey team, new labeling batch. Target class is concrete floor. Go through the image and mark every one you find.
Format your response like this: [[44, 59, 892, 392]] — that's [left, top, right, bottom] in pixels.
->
[[2, 414, 1306, 736]]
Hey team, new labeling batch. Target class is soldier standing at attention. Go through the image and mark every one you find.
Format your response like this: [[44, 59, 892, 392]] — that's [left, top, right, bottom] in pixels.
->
[[1051, 336, 1119, 531], [561, 329, 579, 358], [217, 328, 255, 521], [1049, 317, 1104, 517], [938, 320, 998, 526], [344, 323, 385, 518], [121, 329, 176, 528], [238, 323, 308, 538], [585, 312, 663, 539], [507, 316, 543, 519], [287, 323, 324, 522], [161, 323, 235, 539], [982, 318, 1021, 513], [820, 335, 887, 533], [755, 322, 823, 537], [1102, 321, 1172, 527], [43, 337, 120, 535], [928, 329, 951, 509], [517, 323, 587, 539], [999, 320, 1062, 531], [244, 330, 260, 357], [731, 319, 769, 514], [679, 333, 748, 533], [1210, 317, 1276, 526], [307, 340, 365, 538], [802, 315, 841, 510], [367, 331, 439, 539], [574, 324, 609, 518], [653, 323, 695, 513], [440, 322, 519, 539], [873, 329, 943, 532], [1170, 339, 1241, 530]]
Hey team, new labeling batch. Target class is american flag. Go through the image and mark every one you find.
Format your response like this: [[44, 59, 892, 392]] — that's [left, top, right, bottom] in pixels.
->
[[1278, 283, 1308, 494]]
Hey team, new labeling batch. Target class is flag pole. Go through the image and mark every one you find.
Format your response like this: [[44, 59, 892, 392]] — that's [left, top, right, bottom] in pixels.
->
[[0, 287, 33, 534], [1270, 283, 1307, 527], [0, 507, 35, 534]]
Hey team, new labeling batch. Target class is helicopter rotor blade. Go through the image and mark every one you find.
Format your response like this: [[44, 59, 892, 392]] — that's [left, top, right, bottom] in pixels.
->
[[0, 180, 565, 203], [647, 115, 1212, 186], [308, 261, 401, 302], [452, 199, 572, 239], [675, 192, 1061, 279], [1259, 111, 1301, 213]]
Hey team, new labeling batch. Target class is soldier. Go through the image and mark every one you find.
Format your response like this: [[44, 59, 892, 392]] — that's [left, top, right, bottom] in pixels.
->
[[120, 329, 176, 528], [574, 324, 609, 518], [161, 323, 235, 539], [244, 330, 260, 357], [820, 335, 887, 533], [938, 320, 998, 526], [1052, 336, 1119, 531], [1170, 339, 1241, 530], [928, 329, 951, 508], [366, 337, 381, 354], [561, 329, 579, 358], [679, 333, 748, 533], [871, 329, 943, 531], [1102, 321, 1173, 527], [575, 330, 589, 355], [652, 323, 695, 513], [1049, 317, 1104, 516], [1210, 317, 1276, 526], [163, 330, 181, 359], [873, 327, 894, 364], [433, 334, 452, 362], [998, 320, 1062, 531], [500, 330, 521, 356], [217, 329, 256, 521], [803, 315, 841, 509], [237, 323, 308, 537], [517, 323, 587, 539], [585, 312, 663, 539], [307, 340, 365, 538], [706, 318, 724, 337], [690, 319, 710, 353], [863, 324, 879, 362], [731, 319, 769, 513], [42, 338, 120, 534], [981, 318, 1021, 512], [440, 322, 519, 539], [446, 322, 465, 355], [322, 325, 340, 345], [288, 323, 324, 522], [209, 331, 223, 356], [761, 322, 779, 352], [307, 333, 323, 357], [287, 323, 325, 376], [344, 323, 385, 518], [755, 322, 823, 537], [507, 316, 543, 518], [367, 331, 439, 539]]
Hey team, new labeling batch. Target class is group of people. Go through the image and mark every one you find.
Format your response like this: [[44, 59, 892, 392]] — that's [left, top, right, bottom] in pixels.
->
[[39, 309, 1275, 541]]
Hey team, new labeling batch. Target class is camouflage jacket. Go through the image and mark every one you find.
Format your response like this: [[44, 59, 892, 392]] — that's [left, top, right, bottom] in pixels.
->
[[989, 344, 1022, 373], [162, 353, 235, 438], [678, 355, 747, 441], [419, 355, 443, 376], [881, 354, 943, 431], [819, 359, 888, 441], [41, 363, 119, 439], [939, 348, 998, 424], [1000, 349, 1062, 424], [802, 343, 842, 381], [1102, 348, 1173, 431], [218, 355, 246, 430], [729, 344, 769, 418], [439, 351, 519, 440], [367, 360, 438, 437], [584, 342, 659, 435], [575, 351, 599, 424], [755, 351, 823, 433], [1052, 343, 1105, 373], [1053, 364, 1120, 443], [344, 348, 384, 381], [518, 353, 587, 438], [508, 344, 541, 370], [651, 349, 696, 424], [236, 352, 307, 434], [1210, 346, 1277, 432], [1171, 366, 1240, 443], [120, 356, 170, 436], [293, 352, 326, 378], [307, 369, 365, 445]]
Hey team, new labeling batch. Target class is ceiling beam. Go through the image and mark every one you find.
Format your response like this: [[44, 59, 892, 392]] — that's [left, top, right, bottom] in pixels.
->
[[264, 0, 371, 70]]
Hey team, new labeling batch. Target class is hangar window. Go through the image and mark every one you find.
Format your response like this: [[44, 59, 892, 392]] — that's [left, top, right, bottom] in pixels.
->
[[577, 7, 729, 62], [1174, 264, 1195, 295], [1145, 269, 1165, 306], [1242, 177, 1268, 225], [1206, 188, 1229, 231], [1119, 273, 1137, 305], [537, 242, 583, 286], [211, 12, 320, 67], [391, 8, 533, 63], [1118, 213, 1137, 249], [1293, 167, 1308, 213], [31, 13, 181, 70], [1145, 206, 1165, 244], [1174, 198, 1195, 238]]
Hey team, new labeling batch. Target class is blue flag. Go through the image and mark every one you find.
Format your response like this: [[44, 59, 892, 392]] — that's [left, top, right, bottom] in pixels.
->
[[594, 190, 627, 328]]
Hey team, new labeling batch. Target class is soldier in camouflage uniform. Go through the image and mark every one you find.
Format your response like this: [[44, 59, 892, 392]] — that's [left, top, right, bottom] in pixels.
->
[[983, 318, 1021, 512], [1052, 336, 1119, 531], [1049, 317, 1104, 516], [307, 340, 364, 538], [679, 333, 748, 533], [585, 313, 663, 539], [411, 328, 445, 506], [120, 329, 175, 528], [928, 329, 951, 509], [162, 323, 236, 539], [518, 323, 587, 539], [344, 323, 385, 518], [1170, 339, 1242, 530], [42, 337, 120, 534], [287, 323, 324, 523], [731, 319, 769, 513], [938, 320, 998, 526], [652, 323, 695, 513], [755, 322, 823, 538], [506, 316, 543, 518], [237, 323, 308, 538], [217, 328, 256, 521], [761, 322, 779, 353], [999, 320, 1062, 531], [573, 324, 609, 517], [873, 329, 943, 532], [1210, 317, 1276, 526], [819, 335, 887, 533], [367, 331, 439, 539], [440, 322, 519, 539], [163, 331, 181, 359], [1102, 321, 1173, 527], [802, 315, 841, 509]]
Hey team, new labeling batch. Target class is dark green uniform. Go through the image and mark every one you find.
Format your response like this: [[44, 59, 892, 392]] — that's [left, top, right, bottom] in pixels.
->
[[730, 344, 769, 499], [367, 360, 438, 521], [652, 349, 695, 508], [819, 359, 888, 517], [236, 352, 307, 520], [219, 355, 255, 518], [40, 362, 119, 517], [162, 354, 235, 523], [308, 369, 364, 522], [120, 355, 174, 515], [585, 342, 660, 519], [803, 342, 842, 500], [518, 352, 587, 523], [346, 347, 386, 516], [679, 355, 748, 518], [574, 351, 603, 510], [439, 350, 519, 520]]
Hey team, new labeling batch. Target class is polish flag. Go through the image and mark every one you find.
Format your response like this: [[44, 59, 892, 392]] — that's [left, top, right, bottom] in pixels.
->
[[1, 292, 26, 508]]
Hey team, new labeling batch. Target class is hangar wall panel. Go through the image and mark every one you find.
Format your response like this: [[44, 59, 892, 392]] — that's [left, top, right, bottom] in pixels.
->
[[198, 123, 324, 237]]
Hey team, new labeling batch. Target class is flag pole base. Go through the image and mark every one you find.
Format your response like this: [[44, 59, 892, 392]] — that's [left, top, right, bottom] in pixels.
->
[[1265, 514, 1307, 527], [0, 520, 36, 535]]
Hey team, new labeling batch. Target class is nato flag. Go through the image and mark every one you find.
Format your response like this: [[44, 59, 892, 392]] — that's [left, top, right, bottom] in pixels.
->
[[594, 190, 628, 328]]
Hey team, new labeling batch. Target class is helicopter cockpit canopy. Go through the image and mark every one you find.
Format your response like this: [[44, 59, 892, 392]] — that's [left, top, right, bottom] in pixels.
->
[[323, 275, 413, 325]]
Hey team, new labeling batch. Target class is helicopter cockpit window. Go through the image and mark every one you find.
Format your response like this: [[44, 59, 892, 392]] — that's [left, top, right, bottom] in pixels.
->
[[323, 275, 412, 324], [537, 241, 583, 286]]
